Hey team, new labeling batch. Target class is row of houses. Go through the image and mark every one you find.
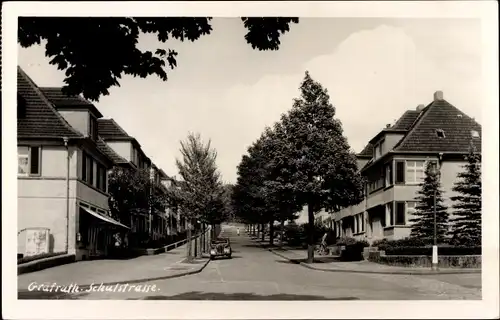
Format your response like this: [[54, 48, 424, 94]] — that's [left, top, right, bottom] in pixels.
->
[[17, 66, 185, 261], [297, 90, 482, 244]]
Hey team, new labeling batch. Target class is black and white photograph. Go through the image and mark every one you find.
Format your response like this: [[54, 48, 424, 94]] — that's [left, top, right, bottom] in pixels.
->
[[2, 1, 499, 319]]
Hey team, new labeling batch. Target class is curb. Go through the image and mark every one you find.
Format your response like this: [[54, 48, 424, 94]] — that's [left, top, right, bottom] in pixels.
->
[[269, 248, 481, 276], [19, 259, 211, 294]]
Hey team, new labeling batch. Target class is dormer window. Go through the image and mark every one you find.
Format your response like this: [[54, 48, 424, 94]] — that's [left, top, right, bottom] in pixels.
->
[[89, 116, 98, 140], [373, 140, 384, 159], [471, 130, 480, 138], [436, 129, 446, 138]]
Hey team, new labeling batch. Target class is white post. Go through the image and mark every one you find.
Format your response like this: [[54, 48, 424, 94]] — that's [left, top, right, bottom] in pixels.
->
[[432, 245, 438, 271]]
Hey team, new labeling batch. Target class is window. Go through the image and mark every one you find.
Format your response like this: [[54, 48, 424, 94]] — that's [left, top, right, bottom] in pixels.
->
[[406, 160, 425, 183], [395, 202, 406, 225], [435, 129, 446, 138], [89, 116, 98, 140], [82, 152, 88, 182], [96, 164, 102, 191], [18, 146, 41, 176], [385, 162, 393, 187], [388, 202, 394, 226], [382, 204, 389, 227], [395, 161, 405, 184], [102, 167, 107, 192], [89, 159, 94, 186], [406, 201, 417, 224], [373, 141, 384, 159]]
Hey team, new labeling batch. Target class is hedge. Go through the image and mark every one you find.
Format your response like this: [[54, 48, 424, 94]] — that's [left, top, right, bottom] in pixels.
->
[[385, 246, 481, 256], [337, 238, 369, 261], [18, 252, 67, 265]]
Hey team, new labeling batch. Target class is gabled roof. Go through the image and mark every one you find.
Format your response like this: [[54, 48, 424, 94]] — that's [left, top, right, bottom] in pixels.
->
[[393, 99, 481, 153], [17, 67, 82, 139], [97, 118, 135, 141], [357, 144, 374, 158], [391, 110, 420, 130], [40, 87, 103, 118]]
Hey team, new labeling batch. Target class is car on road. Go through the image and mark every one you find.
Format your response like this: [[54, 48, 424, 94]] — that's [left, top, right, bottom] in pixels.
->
[[210, 238, 232, 259]]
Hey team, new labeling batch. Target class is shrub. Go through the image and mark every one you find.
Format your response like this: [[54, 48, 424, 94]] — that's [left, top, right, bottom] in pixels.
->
[[340, 239, 369, 261], [372, 237, 429, 251], [284, 223, 305, 246], [336, 237, 358, 246], [18, 252, 66, 265], [385, 246, 481, 256]]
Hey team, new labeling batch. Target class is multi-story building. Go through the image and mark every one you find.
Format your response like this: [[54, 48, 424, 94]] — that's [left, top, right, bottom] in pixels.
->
[[333, 91, 482, 243], [97, 118, 179, 244], [17, 66, 181, 261], [17, 67, 130, 261]]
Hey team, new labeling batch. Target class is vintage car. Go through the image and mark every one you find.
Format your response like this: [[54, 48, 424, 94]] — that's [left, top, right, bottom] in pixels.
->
[[210, 238, 232, 259]]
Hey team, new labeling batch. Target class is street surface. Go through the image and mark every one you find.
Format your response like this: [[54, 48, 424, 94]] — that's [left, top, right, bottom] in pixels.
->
[[21, 224, 481, 300]]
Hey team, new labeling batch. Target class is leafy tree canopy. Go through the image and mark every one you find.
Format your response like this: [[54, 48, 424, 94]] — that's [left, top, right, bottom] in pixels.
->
[[18, 17, 299, 101]]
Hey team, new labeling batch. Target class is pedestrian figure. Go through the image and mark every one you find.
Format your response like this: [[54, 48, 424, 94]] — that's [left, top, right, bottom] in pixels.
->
[[237, 228, 240, 236]]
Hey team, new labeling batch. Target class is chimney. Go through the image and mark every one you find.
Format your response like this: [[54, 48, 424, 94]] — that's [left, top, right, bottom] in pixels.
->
[[416, 104, 425, 112], [386, 124, 391, 128], [434, 90, 444, 101]]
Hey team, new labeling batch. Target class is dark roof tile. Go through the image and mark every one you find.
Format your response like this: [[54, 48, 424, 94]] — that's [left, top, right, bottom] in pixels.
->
[[17, 67, 82, 139], [391, 110, 420, 130], [40, 87, 103, 118], [97, 119, 133, 140], [357, 144, 374, 157], [393, 99, 481, 153]]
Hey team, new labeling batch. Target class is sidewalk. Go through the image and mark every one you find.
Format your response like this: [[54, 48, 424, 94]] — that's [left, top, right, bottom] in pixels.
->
[[251, 235, 481, 275], [18, 243, 210, 291]]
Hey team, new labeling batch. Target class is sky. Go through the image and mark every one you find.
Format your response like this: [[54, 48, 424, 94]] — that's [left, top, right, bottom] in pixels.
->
[[18, 18, 483, 183]]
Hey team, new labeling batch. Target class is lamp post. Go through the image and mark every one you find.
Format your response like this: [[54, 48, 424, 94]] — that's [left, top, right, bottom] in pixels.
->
[[431, 154, 443, 271]]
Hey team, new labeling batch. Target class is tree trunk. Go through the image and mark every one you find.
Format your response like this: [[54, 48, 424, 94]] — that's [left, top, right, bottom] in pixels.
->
[[269, 220, 275, 246], [307, 203, 315, 263], [261, 223, 265, 241], [279, 219, 285, 248], [201, 223, 206, 253], [196, 229, 202, 258]]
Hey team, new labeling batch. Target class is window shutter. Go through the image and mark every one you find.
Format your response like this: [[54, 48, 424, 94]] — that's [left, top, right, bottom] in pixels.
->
[[395, 161, 405, 183], [30, 147, 40, 175]]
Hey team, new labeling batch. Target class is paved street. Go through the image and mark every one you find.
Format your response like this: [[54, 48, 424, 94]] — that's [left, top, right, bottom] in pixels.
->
[[20, 224, 480, 300]]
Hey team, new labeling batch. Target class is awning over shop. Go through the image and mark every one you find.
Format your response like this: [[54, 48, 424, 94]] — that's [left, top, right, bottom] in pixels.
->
[[80, 205, 130, 229]]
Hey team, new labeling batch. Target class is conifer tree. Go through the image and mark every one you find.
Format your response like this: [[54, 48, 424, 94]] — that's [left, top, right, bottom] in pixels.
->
[[450, 143, 482, 246], [410, 161, 449, 244]]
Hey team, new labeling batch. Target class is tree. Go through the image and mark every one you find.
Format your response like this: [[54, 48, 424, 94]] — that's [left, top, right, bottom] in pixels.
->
[[280, 71, 365, 262], [233, 137, 273, 240], [409, 161, 450, 244], [450, 143, 482, 246], [165, 132, 225, 261], [18, 17, 299, 101], [261, 123, 302, 246], [108, 167, 167, 246]]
